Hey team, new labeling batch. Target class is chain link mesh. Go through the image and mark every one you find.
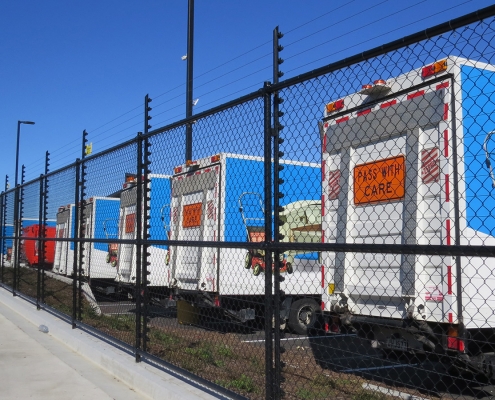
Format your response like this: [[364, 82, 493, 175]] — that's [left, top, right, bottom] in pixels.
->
[[3, 10, 495, 400]]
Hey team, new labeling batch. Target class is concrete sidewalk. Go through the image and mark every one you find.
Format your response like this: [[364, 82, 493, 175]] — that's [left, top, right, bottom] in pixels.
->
[[0, 288, 226, 400]]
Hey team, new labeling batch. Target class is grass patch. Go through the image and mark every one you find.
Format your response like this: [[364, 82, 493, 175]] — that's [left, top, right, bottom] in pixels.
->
[[352, 390, 387, 400], [151, 330, 180, 346], [185, 344, 216, 364], [217, 374, 255, 393], [249, 355, 264, 373], [216, 344, 235, 358], [295, 373, 358, 399]]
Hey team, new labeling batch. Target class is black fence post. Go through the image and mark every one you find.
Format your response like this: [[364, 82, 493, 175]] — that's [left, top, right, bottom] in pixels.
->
[[72, 159, 80, 329], [41, 151, 50, 305], [272, 25, 285, 400], [142, 136, 152, 355], [78, 131, 88, 321], [263, 81, 274, 400], [0, 191, 3, 284], [135, 131, 144, 362], [0, 176, 6, 284], [13, 166, 26, 296], [12, 190, 19, 296], [37, 174, 44, 310]]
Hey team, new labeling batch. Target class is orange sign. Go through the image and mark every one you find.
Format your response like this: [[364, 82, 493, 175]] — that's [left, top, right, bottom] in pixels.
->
[[183, 203, 202, 228], [354, 155, 405, 205], [125, 213, 136, 233]]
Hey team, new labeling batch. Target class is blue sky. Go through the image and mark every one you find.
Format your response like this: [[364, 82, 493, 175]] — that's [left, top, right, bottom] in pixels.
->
[[1, 0, 494, 185]]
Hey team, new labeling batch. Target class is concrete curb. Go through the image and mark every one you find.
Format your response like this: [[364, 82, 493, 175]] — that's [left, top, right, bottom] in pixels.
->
[[0, 288, 227, 400]]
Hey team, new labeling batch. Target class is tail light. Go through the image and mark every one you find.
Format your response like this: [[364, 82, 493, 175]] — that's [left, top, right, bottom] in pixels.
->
[[326, 99, 344, 113], [447, 326, 465, 352], [422, 59, 447, 78]]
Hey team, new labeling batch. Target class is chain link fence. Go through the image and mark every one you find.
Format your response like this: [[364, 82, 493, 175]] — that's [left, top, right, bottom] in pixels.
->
[[2, 6, 495, 400]]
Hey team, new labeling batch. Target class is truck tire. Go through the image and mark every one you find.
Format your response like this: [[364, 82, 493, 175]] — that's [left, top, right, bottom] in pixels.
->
[[288, 298, 319, 335], [253, 264, 262, 276], [245, 252, 252, 269], [286, 262, 293, 274]]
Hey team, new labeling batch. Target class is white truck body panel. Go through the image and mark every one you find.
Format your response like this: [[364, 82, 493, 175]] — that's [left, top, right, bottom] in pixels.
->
[[53, 205, 75, 275], [321, 57, 495, 330], [81, 197, 120, 280], [170, 153, 321, 297], [114, 174, 171, 287]]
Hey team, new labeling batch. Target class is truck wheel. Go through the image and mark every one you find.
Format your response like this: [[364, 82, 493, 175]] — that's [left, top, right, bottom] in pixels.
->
[[253, 264, 261, 276], [286, 262, 293, 274], [245, 252, 252, 269], [288, 298, 319, 335]]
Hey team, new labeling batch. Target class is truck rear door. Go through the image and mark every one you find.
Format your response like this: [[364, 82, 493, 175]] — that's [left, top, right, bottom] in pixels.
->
[[82, 202, 94, 275], [116, 187, 137, 283], [170, 166, 220, 292], [322, 77, 455, 323], [54, 206, 73, 275]]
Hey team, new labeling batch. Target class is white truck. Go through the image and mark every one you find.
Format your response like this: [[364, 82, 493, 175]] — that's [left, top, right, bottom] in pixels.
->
[[169, 153, 322, 334], [53, 198, 120, 289], [53, 204, 76, 275], [320, 56, 495, 377], [81, 197, 120, 292], [114, 174, 172, 296]]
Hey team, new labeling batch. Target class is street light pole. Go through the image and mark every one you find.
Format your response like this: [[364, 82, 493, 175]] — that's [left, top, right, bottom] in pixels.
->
[[185, 0, 194, 162], [13, 120, 34, 295]]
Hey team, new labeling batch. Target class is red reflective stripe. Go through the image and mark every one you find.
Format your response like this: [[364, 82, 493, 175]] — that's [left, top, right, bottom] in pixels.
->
[[322, 160, 326, 182], [328, 170, 341, 200], [205, 168, 211, 173], [449, 313, 453, 323], [444, 130, 449, 157], [446, 220, 451, 245], [321, 195, 325, 216], [321, 230, 325, 243], [336, 116, 349, 124], [321, 265, 325, 288], [323, 135, 327, 150], [421, 148, 440, 183], [447, 265, 452, 294], [321, 301, 325, 311], [407, 90, 425, 100], [380, 100, 397, 108], [357, 108, 371, 117], [436, 81, 449, 90], [445, 174, 450, 202], [444, 103, 449, 120]]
